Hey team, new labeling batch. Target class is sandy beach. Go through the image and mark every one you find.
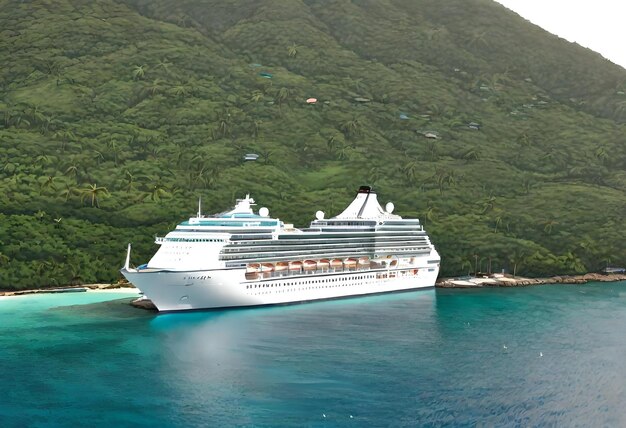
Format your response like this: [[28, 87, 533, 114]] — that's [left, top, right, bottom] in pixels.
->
[[0, 284, 140, 297]]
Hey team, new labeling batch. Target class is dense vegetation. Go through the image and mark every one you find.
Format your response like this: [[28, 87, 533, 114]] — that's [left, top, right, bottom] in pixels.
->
[[1, 0, 625, 289]]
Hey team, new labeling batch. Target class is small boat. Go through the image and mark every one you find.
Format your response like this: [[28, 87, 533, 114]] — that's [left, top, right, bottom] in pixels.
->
[[317, 259, 330, 270], [344, 258, 357, 268], [303, 260, 317, 271], [275, 262, 289, 272], [288, 261, 303, 271], [330, 259, 344, 269]]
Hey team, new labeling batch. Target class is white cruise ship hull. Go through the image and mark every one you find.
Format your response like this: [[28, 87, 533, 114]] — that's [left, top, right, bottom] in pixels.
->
[[122, 263, 439, 312]]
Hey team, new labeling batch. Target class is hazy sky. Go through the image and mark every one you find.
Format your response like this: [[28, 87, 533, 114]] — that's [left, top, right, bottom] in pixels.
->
[[494, 0, 626, 69]]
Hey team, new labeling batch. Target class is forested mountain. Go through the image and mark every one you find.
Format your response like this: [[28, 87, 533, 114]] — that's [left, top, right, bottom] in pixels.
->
[[1, 0, 625, 289]]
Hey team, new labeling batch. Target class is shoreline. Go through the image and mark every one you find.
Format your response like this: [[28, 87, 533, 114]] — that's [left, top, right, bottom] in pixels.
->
[[0, 283, 139, 297], [436, 273, 626, 288], [2, 272, 625, 298]]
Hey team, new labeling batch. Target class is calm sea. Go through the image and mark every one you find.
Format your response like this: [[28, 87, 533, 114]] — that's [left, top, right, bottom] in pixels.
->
[[1, 283, 625, 427]]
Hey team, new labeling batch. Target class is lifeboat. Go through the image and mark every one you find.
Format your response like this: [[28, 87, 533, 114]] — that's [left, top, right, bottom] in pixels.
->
[[344, 258, 358, 268], [303, 260, 317, 271], [260, 263, 274, 272], [246, 263, 260, 273], [358, 257, 370, 268], [275, 262, 289, 272], [288, 261, 303, 271], [389, 259, 398, 267], [317, 259, 330, 270], [330, 259, 343, 268], [330, 259, 343, 271]]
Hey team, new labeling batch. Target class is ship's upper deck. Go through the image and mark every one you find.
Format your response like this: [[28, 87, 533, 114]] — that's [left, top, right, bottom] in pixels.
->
[[174, 195, 284, 231]]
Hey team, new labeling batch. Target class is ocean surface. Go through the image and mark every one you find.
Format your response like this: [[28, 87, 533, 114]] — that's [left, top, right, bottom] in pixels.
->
[[1, 282, 625, 427]]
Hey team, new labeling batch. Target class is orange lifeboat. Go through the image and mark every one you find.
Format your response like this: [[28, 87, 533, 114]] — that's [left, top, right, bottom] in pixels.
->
[[245, 264, 260, 280], [247, 263, 260, 272], [317, 259, 330, 270], [275, 262, 289, 272], [389, 259, 398, 267], [345, 258, 357, 268], [331, 259, 344, 270], [358, 257, 370, 268], [289, 261, 303, 272], [303, 260, 317, 271]]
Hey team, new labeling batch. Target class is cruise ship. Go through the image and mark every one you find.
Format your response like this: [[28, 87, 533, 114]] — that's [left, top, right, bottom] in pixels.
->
[[121, 186, 440, 311]]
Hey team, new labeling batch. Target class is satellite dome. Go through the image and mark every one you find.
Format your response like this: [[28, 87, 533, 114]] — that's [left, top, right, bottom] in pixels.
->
[[385, 202, 395, 213], [315, 210, 325, 220], [259, 207, 269, 217]]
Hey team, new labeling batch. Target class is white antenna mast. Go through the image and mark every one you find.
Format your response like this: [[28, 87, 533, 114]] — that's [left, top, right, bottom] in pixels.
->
[[197, 196, 202, 218]]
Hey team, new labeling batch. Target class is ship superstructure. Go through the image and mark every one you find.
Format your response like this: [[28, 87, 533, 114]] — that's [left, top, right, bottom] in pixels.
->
[[122, 186, 440, 311]]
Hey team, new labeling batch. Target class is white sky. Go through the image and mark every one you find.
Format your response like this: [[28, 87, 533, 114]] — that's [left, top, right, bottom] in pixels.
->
[[494, 0, 626, 69]]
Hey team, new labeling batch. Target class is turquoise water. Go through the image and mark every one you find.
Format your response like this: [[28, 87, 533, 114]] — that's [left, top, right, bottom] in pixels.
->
[[1, 283, 625, 427]]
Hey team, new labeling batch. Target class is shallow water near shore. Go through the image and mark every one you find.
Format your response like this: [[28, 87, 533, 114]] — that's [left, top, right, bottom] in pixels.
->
[[1, 282, 625, 426]]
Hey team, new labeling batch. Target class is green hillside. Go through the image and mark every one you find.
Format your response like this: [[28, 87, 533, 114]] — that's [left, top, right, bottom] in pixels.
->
[[1, 0, 625, 289]]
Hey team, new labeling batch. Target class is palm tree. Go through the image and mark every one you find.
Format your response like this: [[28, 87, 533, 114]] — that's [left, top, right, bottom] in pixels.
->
[[217, 113, 230, 138], [288, 43, 299, 58], [252, 120, 262, 139], [424, 203, 436, 222], [509, 249, 526, 276], [132, 65, 146, 80], [79, 184, 109, 208], [336, 145, 351, 161], [146, 79, 163, 96], [340, 117, 360, 138], [250, 90, 264, 103], [460, 259, 472, 276], [59, 184, 77, 202], [432, 168, 455, 195], [542, 219, 558, 234], [326, 134, 340, 151], [274, 87, 291, 114], [155, 58, 172, 74], [149, 183, 169, 202], [93, 150, 105, 165], [39, 175, 57, 194], [34, 154, 51, 168], [402, 160, 418, 183], [64, 164, 79, 181], [123, 170, 136, 193], [171, 84, 188, 98], [463, 148, 480, 162], [480, 195, 496, 213], [594, 145, 609, 164], [493, 215, 503, 233]]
